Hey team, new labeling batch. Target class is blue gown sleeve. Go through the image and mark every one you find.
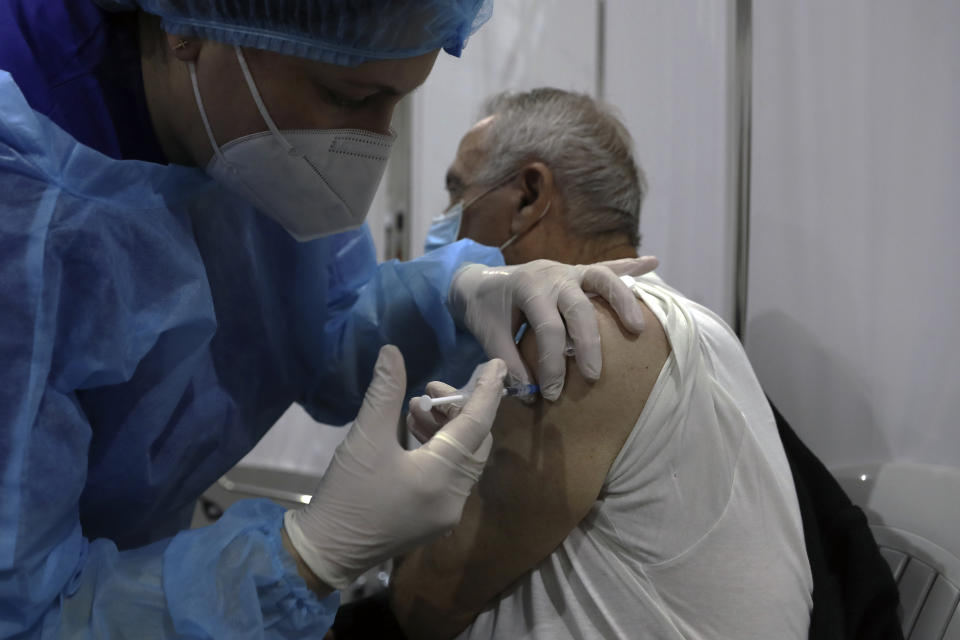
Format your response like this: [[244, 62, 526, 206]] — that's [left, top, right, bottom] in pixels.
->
[[296, 229, 505, 425], [58, 502, 338, 639], [0, 185, 336, 640], [0, 71, 336, 638], [0, 207, 336, 638]]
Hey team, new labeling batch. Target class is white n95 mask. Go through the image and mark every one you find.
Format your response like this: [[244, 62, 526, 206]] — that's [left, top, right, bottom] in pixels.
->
[[189, 47, 394, 241]]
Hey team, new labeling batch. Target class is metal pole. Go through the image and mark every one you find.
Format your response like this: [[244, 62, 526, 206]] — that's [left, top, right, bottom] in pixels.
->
[[733, 0, 753, 340], [596, 0, 606, 100]]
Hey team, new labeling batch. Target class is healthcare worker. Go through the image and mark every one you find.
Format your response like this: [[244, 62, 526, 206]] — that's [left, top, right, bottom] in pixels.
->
[[0, 1, 657, 637]]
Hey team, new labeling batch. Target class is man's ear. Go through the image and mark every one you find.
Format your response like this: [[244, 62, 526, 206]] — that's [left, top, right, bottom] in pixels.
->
[[510, 162, 556, 233], [166, 32, 203, 62]]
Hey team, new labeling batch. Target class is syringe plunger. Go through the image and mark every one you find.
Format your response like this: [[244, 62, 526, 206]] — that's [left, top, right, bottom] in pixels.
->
[[414, 384, 539, 413]]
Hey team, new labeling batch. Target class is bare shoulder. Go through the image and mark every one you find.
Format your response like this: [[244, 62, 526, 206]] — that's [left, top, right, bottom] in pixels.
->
[[511, 294, 670, 440], [488, 295, 671, 512], [568, 294, 672, 418]]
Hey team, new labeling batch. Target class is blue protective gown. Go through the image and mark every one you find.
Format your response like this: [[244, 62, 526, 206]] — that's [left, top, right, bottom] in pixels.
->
[[0, 2, 502, 636], [0, 0, 166, 163]]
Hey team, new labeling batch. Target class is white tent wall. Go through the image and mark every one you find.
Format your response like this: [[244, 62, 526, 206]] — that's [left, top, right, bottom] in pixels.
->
[[605, 0, 738, 325], [745, 0, 960, 467]]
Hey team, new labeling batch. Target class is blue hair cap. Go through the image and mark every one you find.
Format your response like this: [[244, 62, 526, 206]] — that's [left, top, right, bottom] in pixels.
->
[[95, 0, 494, 66]]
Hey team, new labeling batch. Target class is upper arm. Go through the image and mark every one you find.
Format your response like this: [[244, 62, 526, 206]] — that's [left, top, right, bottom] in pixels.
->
[[391, 297, 670, 639]]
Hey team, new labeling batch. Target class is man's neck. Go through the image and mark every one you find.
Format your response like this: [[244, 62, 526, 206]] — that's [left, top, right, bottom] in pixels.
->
[[573, 236, 638, 264]]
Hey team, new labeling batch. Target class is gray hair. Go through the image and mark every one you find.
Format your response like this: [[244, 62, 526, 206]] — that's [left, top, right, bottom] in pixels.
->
[[475, 88, 646, 247]]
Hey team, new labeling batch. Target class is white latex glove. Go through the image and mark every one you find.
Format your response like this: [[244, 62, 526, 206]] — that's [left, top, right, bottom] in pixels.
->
[[406, 381, 470, 444], [284, 345, 505, 590], [448, 256, 659, 401]]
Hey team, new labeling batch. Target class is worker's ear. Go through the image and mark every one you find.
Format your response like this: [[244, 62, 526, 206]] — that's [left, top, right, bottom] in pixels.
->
[[166, 32, 203, 62], [511, 162, 556, 234]]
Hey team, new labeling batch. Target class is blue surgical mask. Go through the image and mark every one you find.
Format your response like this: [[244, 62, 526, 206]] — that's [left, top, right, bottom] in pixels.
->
[[423, 174, 518, 253], [424, 203, 463, 253]]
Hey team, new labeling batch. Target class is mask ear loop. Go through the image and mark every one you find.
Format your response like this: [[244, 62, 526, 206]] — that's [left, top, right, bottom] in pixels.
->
[[233, 46, 298, 156], [500, 200, 551, 251], [189, 61, 230, 168], [461, 171, 520, 212]]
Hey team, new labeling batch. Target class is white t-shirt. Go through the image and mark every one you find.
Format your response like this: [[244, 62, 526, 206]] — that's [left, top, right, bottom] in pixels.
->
[[460, 275, 813, 640]]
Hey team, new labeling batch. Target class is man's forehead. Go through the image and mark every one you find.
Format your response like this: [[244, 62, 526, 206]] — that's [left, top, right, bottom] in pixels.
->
[[450, 116, 495, 183]]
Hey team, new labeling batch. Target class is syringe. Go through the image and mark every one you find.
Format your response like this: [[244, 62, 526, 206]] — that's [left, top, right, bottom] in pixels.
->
[[514, 323, 577, 358], [414, 384, 540, 413]]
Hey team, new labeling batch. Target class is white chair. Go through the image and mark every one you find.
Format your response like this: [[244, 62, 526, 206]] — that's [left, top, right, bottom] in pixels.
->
[[834, 463, 960, 639]]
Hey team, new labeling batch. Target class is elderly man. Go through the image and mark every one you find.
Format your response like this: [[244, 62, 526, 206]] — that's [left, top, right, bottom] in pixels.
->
[[387, 88, 814, 639], [423, 91, 643, 266]]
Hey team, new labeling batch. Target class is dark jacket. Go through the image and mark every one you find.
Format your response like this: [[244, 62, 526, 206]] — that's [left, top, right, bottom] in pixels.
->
[[772, 401, 903, 640]]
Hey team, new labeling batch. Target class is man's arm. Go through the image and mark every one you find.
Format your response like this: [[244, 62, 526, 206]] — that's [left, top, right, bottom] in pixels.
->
[[390, 297, 670, 639]]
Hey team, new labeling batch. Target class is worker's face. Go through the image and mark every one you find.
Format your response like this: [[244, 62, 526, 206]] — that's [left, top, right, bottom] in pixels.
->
[[445, 117, 519, 247], [188, 42, 439, 164]]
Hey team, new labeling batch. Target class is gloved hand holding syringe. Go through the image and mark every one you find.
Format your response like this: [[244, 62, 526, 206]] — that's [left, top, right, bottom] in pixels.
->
[[408, 336, 575, 443], [413, 382, 540, 413], [406, 372, 522, 444]]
